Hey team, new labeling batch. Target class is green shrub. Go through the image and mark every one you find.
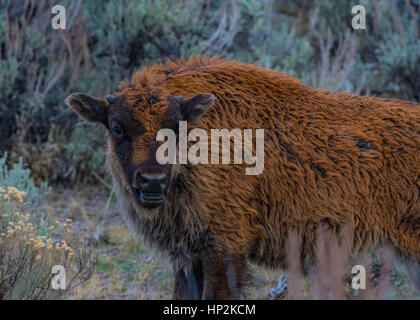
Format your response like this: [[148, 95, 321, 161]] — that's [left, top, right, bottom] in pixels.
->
[[0, 153, 50, 204], [0, 155, 96, 299], [366, 1, 420, 100], [10, 124, 107, 185]]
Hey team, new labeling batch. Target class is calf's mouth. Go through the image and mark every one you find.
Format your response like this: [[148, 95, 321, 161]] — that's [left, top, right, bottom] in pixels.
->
[[133, 188, 165, 208]]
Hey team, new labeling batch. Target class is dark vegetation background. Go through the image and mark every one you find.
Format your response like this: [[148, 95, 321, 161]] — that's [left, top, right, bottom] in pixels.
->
[[0, 0, 419, 299], [1, 0, 419, 185]]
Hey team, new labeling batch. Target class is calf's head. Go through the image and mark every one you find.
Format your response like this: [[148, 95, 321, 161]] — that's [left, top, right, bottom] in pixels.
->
[[66, 90, 215, 209]]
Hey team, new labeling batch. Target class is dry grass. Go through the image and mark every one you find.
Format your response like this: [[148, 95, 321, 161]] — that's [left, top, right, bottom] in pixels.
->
[[29, 186, 418, 300], [38, 186, 282, 299], [41, 186, 173, 299]]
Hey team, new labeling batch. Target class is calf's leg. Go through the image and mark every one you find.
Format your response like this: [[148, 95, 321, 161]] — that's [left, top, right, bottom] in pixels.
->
[[202, 251, 246, 299], [172, 263, 201, 300]]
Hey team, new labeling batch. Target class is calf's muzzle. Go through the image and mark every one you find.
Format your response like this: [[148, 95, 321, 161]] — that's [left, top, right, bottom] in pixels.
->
[[132, 168, 168, 208]]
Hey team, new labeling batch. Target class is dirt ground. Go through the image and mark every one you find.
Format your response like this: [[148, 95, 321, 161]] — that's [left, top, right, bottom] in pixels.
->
[[41, 185, 417, 300], [41, 186, 282, 300]]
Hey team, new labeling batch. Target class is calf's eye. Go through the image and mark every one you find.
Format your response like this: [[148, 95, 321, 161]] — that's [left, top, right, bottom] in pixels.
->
[[112, 124, 124, 137]]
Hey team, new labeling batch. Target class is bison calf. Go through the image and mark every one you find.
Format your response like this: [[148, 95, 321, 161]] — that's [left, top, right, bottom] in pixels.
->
[[66, 56, 420, 299]]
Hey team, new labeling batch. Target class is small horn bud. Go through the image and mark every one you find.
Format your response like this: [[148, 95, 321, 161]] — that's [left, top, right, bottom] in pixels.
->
[[106, 94, 116, 104]]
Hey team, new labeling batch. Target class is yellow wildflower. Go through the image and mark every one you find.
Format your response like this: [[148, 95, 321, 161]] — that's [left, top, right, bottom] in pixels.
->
[[7, 186, 19, 195], [35, 241, 45, 248]]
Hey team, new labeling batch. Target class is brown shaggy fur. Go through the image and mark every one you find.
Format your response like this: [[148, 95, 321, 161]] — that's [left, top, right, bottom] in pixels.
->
[[67, 56, 420, 299]]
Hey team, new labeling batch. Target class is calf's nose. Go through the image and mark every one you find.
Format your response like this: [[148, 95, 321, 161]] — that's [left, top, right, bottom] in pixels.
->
[[133, 170, 168, 193]]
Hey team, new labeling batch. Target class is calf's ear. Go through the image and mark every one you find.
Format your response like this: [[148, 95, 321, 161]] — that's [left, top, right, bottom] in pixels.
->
[[177, 93, 216, 124], [65, 93, 109, 126]]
